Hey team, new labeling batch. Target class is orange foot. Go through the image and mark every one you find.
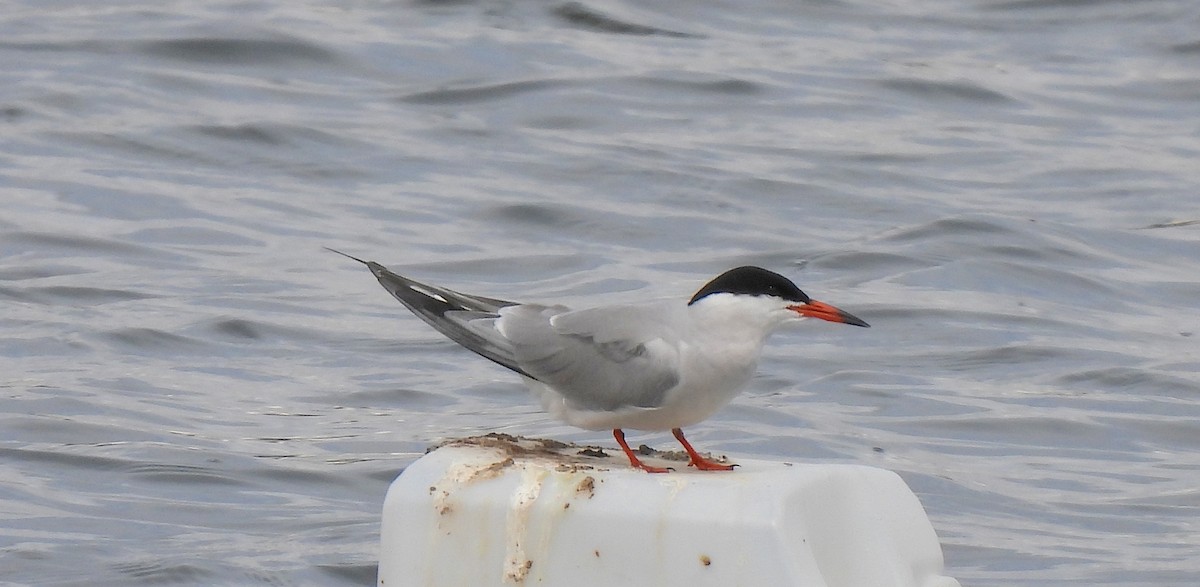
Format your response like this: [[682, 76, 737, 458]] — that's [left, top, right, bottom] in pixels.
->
[[673, 428, 736, 471], [686, 455, 736, 471]]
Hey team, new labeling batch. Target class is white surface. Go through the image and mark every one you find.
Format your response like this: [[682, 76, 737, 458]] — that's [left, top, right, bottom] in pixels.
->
[[379, 436, 960, 587]]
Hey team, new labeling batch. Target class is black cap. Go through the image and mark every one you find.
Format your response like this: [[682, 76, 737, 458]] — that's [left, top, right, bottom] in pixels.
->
[[688, 266, 811, 306]]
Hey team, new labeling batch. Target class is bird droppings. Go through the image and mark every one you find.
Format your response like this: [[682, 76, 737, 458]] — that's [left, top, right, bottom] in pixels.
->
[[505, 559, 533, 583], [639, 443, 731, 466], [576, 476, 595, 498], [432, 433, 716, 472], [435, 433, 603, 472], [423, 433, 731, 582], [504, 468, 545, 584], [700, 554, 712, 567], [427, 484, 454, 517], [428, 452, 517, 524]]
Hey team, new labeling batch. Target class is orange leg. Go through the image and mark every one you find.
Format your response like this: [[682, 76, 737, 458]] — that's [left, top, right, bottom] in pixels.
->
[[613, 429, 672, 473], [672, 428, 736, 471]]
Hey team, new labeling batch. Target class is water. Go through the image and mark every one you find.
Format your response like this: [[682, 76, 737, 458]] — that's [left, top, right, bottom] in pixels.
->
[[2, 1, 1198, 585]]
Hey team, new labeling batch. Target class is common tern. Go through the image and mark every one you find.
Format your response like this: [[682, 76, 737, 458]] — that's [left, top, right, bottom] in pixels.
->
[[331, 249, 869, 473]]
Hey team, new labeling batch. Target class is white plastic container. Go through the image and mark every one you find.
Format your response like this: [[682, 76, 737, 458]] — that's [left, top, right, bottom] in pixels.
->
[[379, 435, 959, 587]]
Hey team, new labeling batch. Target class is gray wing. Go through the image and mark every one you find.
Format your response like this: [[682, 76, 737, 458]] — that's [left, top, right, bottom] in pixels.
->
[[497, 302, 682, 412], [330, 249, 533, 378]]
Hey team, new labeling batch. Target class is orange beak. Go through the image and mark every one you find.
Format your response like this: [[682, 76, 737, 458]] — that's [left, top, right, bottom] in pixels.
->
[[788, 300, 870, 327]]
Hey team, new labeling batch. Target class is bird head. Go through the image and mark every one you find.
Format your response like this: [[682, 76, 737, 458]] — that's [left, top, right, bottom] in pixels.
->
[[689, 266, 869, 328]]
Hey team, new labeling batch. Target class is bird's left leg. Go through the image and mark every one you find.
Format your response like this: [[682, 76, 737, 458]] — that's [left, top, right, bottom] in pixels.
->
[[672, 428, 736, 471]]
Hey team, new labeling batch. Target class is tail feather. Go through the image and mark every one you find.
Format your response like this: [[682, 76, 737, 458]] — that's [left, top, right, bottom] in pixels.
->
[[327, 248, 534, 379]]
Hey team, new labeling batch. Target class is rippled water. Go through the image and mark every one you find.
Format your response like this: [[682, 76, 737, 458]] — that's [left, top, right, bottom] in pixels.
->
[[2, 1, 1198, 585]]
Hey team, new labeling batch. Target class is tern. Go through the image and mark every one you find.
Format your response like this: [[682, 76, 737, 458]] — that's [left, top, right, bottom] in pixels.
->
[[330, 249, 868, 473]]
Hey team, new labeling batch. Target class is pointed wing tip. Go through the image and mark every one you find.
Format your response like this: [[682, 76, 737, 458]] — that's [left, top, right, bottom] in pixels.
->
[[324, 246, 371, 266]]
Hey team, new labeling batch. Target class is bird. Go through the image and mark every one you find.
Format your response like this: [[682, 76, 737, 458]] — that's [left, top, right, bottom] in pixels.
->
[[329, 249, 869, 473]]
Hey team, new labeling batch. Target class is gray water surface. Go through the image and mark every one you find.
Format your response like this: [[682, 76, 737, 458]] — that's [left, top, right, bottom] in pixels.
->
[[2, 1, 1199, 585]]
